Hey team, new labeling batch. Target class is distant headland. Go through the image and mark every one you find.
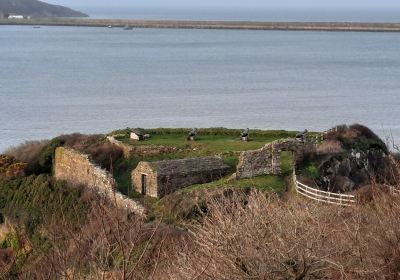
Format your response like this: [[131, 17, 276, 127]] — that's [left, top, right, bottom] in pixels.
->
[[0, 0, 87, 19], [1, 18, 400, 32]]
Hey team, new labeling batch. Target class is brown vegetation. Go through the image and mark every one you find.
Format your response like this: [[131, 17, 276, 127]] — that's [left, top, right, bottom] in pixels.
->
[[57, 133, 123, 171], [3, 177, 400, 279], [0, 155, 26, 179], [5, 134, 123, 173], [168, 189, 400, 280], [316, 139, 344, 155], [5, 140, 48, 174]]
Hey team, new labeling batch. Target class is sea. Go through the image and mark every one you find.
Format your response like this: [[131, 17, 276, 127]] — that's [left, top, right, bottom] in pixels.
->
[[1, 7, 400, 152]]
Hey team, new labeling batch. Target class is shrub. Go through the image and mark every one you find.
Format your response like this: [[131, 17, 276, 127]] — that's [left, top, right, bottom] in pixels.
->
[[0, 155, 26, 180], [169, 188, 400, 280], [306, 164, 320, 179], [84, 143, 123, 171], [327, 123, 388, 154], [5, 141, 49, 175], [0, 175, 89, 238], [37, 138, 64, 174], [316, 139, 343, 155]]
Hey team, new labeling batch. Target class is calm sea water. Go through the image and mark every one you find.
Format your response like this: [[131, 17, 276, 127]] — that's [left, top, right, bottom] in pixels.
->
[[78, 7, 400, 23], [1, 25, 400, 152]]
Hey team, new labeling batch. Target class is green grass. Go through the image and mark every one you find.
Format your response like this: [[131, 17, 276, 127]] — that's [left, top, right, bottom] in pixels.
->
[[114, 128, 296, 153], [183, 174, 285, 193], [280, 151, 294, 175]]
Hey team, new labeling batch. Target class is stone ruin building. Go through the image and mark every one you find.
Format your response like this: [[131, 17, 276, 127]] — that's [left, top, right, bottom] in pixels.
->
[[132, 156, 230, 198], [235, 139, 306, 179]]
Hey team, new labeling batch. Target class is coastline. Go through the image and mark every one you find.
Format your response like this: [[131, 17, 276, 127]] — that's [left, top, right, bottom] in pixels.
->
[[1, 18, 400, 32]]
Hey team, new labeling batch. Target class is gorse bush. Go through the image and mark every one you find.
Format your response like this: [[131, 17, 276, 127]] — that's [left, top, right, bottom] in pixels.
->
[[0, 155, 26, 180], [327, 123, 388, 154], [0, 175, 89, 237], [5, 140, 49, 175]]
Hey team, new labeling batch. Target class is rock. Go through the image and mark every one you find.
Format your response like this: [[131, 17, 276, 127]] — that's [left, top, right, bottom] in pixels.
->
[[333, 176, 355, 193]]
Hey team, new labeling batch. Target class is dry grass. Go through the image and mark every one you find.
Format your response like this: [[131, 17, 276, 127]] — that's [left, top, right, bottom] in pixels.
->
[[168, 188, 400, 280], [316, 139, 344, 155]]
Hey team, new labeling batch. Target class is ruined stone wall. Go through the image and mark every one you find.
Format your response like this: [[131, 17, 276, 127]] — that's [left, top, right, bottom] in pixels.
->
[[157, 157, 228, 197], [107, 136, 176, 158], [236, 144, 281, 179], [157, 169, 226, 197], [54, 147, 146, 216], [236, 139, 300, 179]]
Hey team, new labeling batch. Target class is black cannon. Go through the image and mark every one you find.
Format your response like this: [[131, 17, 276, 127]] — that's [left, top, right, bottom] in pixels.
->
[[187, 128, 198, 141]]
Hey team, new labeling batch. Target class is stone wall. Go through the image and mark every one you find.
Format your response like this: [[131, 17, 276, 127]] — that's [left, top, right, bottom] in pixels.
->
[[54, 147, 146, 216], [107, 136, 176, 158], [132, 157, 229, 198], [236, 139, 300, 179]]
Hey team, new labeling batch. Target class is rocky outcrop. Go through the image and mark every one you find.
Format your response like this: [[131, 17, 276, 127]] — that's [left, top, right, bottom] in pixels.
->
[[318, 149, 390, 193], [303, 124, 393, 193]]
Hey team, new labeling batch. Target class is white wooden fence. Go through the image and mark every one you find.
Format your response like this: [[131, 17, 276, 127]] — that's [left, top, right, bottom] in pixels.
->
[[386, 185, 400, 195], [295, 180, 356, 207]]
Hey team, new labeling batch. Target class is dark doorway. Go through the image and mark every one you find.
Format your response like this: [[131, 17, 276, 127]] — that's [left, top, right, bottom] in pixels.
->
[[141, 174, 147, 195]]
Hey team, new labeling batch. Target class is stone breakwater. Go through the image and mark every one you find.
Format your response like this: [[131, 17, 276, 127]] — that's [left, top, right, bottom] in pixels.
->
[[54, 147, 146, 216], [1, 18, 400, 32]]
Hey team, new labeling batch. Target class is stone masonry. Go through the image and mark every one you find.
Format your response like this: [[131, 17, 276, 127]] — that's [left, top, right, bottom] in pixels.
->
[[132, 156, 230, 198], [54, 147, 146, 216], [235, 139, 302, 179], [107, 136, 176, 158]]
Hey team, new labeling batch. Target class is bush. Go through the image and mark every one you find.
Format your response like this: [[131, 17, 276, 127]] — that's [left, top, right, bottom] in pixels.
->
[[0, 175, 89, 238], [316, 139, 343, 155], [54, 133, 123, 171], [84, 143, 123, 171], [5, 141, 49, 175], [0, 155, 26, 180], [327, 124, 388, 154], [306, 164, 320, 179], [169, 189, 400, 280], [37, 138, 64, 174]]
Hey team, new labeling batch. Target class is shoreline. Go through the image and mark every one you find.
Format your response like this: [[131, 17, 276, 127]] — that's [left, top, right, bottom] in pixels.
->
[[1, 18, 400, 32]]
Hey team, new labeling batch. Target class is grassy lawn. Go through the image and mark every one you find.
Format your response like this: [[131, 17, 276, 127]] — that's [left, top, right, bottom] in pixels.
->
[[113, 128, 296, 154], [183, 175, 285, 193]]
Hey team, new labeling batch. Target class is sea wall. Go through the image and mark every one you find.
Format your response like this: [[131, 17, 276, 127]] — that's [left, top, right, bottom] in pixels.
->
[[2, 19, 400, 32], [54, 147, 146, 216]]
